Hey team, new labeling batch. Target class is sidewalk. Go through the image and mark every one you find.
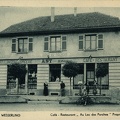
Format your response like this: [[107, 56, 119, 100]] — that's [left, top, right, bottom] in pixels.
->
[[20, 95, 65, 101]]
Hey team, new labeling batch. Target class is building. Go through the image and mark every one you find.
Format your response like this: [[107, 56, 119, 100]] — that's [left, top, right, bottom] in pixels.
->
[[0, 11, 120, 96]]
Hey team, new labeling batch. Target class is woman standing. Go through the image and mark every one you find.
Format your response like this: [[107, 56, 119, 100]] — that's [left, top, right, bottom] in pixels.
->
[[43, 82, 48, 96]]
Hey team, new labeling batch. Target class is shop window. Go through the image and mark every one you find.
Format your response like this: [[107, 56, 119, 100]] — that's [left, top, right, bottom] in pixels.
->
[[97, 63, 109, 89], [12, 37, 33, 53], [7, 65, 26, 89], [49, 64, 61, 82], [44, 36, 67, 52], [28, 64, 37, 89], [73, 63, 84, 89]]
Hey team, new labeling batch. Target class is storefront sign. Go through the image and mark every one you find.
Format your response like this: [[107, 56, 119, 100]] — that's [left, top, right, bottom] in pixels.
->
[[0, 56, 119, 65], [0, 59, 32, 64], [83, 57, 118, 63], [41, 58, 52, 63]]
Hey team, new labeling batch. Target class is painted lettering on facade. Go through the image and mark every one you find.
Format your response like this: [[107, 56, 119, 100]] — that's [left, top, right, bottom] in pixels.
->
[[83, 57, 118, 63], [0, 60, 32, 64], [42, 58, 52, 63]]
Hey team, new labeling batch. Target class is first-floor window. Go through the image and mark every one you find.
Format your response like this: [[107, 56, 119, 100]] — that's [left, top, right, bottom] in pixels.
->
[[49, 64, 61, 82], [7, 65, 26, 89], [28, 64, 37, 89], [73, 63, 84, 89]]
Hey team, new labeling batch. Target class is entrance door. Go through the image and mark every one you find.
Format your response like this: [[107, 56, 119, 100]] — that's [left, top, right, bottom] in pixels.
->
[[86, 63, 95, 91]]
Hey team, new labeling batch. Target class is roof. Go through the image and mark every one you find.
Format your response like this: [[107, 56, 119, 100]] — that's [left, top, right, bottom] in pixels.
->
[[1, 12, 120, 36]]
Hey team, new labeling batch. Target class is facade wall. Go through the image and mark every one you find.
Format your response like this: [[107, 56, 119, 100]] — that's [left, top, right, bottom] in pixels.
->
[[0, 31, 120, 95], [0, 32, 120, 59]]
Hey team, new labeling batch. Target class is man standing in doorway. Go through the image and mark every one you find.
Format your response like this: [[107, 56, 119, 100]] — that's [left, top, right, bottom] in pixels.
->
[[60, 81, 65, 96]]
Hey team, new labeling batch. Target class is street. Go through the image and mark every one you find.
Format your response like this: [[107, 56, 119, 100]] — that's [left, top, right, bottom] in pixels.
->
[[0, 102, 119, 111]]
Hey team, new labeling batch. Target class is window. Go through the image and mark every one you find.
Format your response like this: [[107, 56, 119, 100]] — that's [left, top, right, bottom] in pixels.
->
[[73, 63, 84, 89], [79, 34, 104, 51], [50, 36, 61, 52], [12, 39, 16, 52], [11, 37, 33, 53], [97, 63, 109, 89], [44, 36, 67, 52], [18, 38, 28, 53], [85, 34, 97, 50], [98, 34, 103, 49], [79, 35, 83, 50], [49, 64, 61, 82], [28, 64, 37, 89]]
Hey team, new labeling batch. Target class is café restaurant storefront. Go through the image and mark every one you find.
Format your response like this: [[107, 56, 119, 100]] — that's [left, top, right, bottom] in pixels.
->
[[0, 56, 119, 96]]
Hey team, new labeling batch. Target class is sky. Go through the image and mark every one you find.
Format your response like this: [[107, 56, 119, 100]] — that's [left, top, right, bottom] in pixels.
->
[[1, 7, 120, 31]]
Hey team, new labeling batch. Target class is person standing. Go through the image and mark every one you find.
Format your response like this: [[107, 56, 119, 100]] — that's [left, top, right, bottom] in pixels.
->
[[43, 82, 48, 96], [60, 81, 65, 96], [78, 80, 83, 96]]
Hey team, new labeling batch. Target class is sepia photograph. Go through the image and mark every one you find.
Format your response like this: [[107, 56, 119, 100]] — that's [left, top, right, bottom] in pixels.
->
[[0, 0, 120, 119]]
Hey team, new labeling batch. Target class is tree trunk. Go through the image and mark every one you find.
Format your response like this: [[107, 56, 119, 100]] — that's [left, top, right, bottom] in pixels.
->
[[70, 77, 71, 95], [100, 77, 102, 95], [16, 78, 19, 94]]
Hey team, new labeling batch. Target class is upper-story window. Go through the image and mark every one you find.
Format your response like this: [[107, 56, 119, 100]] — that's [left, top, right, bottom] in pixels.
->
[[85, 34, 97, 50], [44, 36, 67, 52], [12, 37, 33, 53], [79, 34, 103, 51]]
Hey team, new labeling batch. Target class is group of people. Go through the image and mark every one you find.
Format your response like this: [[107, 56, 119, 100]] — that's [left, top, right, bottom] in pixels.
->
[[43, 81, 65, 96]]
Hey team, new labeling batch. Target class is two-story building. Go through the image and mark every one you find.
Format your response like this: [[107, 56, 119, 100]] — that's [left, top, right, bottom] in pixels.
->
[[0, 12, 120, 96]]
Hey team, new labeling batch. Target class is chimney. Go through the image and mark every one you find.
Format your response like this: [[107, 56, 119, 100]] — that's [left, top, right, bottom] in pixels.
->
[[51, 7, 55, 22], [74, 7, 77, 17]]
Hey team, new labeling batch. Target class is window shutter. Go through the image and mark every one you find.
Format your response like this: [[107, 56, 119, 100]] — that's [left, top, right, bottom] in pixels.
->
[[79, 35, 84, 50], [62, 36, 67, 50], [12, 38, 16, 52], [98, 34, 103, 49], [44, 37, 49, 51], [29, 37, 33, 52]]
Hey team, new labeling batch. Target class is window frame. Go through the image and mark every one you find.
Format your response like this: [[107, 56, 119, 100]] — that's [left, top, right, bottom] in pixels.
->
[[44, 35, 67, 52], [49, 64, 61, 82], [50, 36, 61, 52], [18, 37, 28, 53], [85, 34, 97, 51], [78, 33, 104, 51], [12, 37, 33, 54]]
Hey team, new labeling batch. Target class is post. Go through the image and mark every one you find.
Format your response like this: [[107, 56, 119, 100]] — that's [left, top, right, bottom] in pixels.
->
[[84, 63, 86, 85], [25, 64, 28, 94]]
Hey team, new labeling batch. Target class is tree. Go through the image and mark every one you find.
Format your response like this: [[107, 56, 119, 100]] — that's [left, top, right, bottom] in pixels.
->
[[62, 61, 79, 95], [8, 63, 27, 93], [96, 63, 108, 95]]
